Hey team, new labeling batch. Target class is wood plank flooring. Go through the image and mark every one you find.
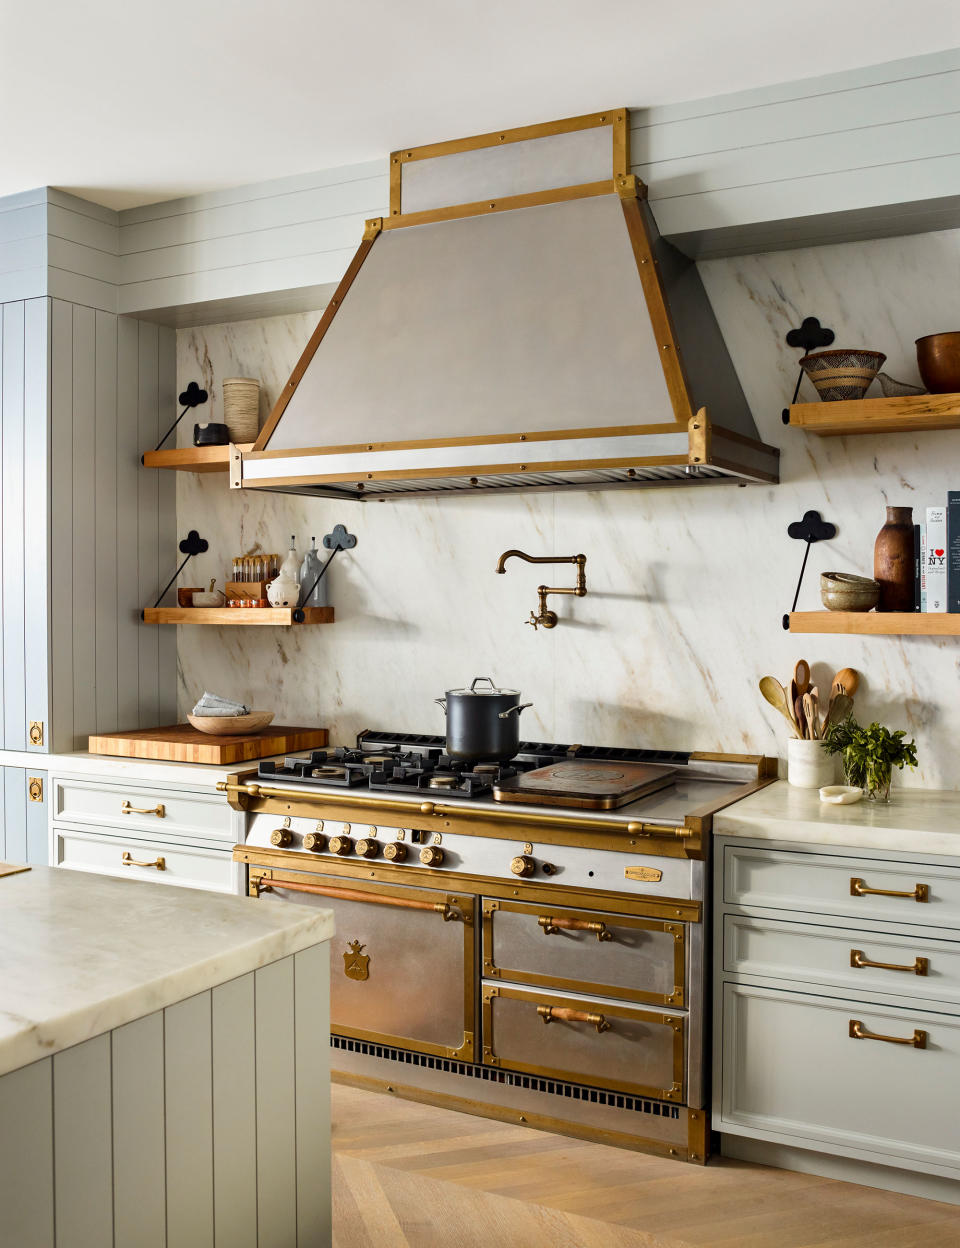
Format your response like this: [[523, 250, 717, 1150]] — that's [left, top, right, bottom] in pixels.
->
[[332, 1085, 960, 1248]]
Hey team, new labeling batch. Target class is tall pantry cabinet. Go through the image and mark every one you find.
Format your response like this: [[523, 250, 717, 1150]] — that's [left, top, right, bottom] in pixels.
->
[[0, 207, 177, 860]]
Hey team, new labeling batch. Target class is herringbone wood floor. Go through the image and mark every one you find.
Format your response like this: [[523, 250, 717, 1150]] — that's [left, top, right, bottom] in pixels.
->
[[331, 1084, 960, 1248]]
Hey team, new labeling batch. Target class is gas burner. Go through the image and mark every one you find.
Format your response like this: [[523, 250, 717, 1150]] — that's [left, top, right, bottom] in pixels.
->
[[311, 765, 347, 778], [472, 763, 500, 775], [361, 753, 399, 765], [428, 774, 460, 789]]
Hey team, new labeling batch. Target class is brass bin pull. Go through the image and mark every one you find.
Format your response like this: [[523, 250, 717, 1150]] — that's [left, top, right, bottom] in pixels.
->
[[538, 915, 613, 942], [121, 851, 166, 871], [849, 1019, 927, 1048], [850, 877, 928, 902], [253, 876, 469, 922], [850, 949, 929, 976], [537, 1005, 611, 1034], [121, 800, 165, 818]]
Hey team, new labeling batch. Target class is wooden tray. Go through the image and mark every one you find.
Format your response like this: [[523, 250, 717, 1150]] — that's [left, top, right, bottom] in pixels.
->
[[89, 724, 329, 765]]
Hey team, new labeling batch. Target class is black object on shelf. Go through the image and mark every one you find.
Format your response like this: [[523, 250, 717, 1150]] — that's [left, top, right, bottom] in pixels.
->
[[782, 317, 835, 422], [782, 510, 836, 630], [146, 530, 210, 613], [148, 381, 209, 455], [193, 422, 230, 447], [292, 524, 357, 622]]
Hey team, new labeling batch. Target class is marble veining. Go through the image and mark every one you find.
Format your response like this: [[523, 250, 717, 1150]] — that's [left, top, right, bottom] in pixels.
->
[[715, 780, 960, 857], [0, 866, 334, 1075], [176, 227, 960, 788]]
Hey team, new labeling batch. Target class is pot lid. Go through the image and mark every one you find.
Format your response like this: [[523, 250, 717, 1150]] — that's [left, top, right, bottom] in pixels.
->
[[447, 676, 518, 696]]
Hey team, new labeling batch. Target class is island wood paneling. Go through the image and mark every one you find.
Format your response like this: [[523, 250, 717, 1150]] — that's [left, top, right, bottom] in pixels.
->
[[0, 954, 331, 1247]]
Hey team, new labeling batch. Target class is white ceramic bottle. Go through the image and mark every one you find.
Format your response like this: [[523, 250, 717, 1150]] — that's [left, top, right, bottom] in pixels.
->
[[267, 536, 301, 607], [299, 537, 328, 608]]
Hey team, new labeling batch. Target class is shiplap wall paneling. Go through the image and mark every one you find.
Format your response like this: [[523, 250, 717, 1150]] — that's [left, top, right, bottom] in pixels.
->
[[0, 1059, 54, 1248], [166, 993, 215, 1247], [157, 325, 177, 724], [0, 189, 47, 303], [49, 299, 74, 749], [2, 765, 26, 862], [53, 1034, 114, 1248], [23, 297, 50, 749], [112, 1010, 167, 1248], [116, 314, 141, 731], [3, 302, 25, 751], [212, 973, 258, 1248], [295, 944, 332, 1245], [71, 305, 97, 743], [256, 957, 299, 1248], [94, 309, 119, 732], [137, 320, 161, 729]]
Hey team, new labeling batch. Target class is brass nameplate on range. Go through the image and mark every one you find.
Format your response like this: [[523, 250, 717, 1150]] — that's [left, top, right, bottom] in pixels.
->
[[343, 940, 370, 981], [624, 865, 663, 883]]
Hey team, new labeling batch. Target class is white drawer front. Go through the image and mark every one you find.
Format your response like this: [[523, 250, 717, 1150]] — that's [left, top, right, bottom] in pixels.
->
[[54, 777, 231, 843], [724, 914, 960, 1008], [720, 983, 960, 1174], [55, 828, 234, 893], [724, 845, 960, 930]]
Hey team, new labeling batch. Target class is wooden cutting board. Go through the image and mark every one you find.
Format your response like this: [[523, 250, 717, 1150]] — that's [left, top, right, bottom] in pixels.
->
[[89, 724, 329, 765], [0, 862, 30, 878]]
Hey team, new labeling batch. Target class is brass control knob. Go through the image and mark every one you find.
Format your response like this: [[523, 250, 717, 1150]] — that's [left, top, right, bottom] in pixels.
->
[[328, 835, 353, 856], [302, 831, 326, 852], [355, 838, 380, 859], [510, 855, 535, 877], [270, 828, 293, 847], [383, 842, 407, 863], [419, 845, 444, 867]]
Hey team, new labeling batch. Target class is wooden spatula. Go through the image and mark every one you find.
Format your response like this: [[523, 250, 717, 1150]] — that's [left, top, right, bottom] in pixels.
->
[[759, 677, 800, 736]]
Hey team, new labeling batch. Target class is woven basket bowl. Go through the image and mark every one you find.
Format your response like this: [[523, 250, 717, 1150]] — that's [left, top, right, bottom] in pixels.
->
[[800, 349, 886, 402], [222, 377, 261, 442]]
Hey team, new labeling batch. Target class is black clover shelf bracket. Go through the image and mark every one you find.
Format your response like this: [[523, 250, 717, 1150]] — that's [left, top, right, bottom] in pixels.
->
[[782, 511, 836, 630], [145, 381, 209, 457], [147, 530, 210, 613], [782, 317, 835, 424]]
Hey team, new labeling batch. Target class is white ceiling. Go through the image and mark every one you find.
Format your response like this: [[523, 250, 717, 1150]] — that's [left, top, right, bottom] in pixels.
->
[[3, 0, 959, 211]]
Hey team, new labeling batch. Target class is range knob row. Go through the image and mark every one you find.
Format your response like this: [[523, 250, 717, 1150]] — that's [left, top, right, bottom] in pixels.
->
[[268, 828, 441, 866]]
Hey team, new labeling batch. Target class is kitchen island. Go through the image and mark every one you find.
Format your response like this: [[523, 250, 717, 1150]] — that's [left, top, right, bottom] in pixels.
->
[[0, 865, 334, 1247]]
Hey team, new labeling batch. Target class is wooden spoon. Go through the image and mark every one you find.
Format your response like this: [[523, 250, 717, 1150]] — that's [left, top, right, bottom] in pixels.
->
[[794, 695, 808, 740], [793, 659, 811, 698], [831, 667, 859, 699], [802, 691, 819, 740], [759, 677, 800, 736], [824, 692, 853, 733]]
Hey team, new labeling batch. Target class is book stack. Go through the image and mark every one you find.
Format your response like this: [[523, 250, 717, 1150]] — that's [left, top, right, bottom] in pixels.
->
[[915, 493, 960, 611]]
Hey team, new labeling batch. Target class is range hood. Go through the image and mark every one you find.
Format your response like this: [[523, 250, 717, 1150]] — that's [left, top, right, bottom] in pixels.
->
[[233, 110, 778, 501]]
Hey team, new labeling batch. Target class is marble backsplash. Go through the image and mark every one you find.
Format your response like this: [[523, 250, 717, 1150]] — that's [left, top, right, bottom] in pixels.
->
[[176, 227, 960, 788]]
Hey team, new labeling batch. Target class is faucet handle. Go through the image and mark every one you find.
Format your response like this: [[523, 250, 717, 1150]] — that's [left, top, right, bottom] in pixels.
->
[[526, 612, 540, 630]]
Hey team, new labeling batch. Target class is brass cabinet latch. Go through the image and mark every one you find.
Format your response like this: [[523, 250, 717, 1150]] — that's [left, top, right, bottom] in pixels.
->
[[28, 721, 44, 746], [28, 777, 43, 802], [495, 550, 587, 629]]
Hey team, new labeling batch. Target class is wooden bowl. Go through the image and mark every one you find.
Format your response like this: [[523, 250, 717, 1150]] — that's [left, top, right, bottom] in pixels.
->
[[820, 572, 879, 612], [916, 332, 960, 394], [187, 711, 274, 736]]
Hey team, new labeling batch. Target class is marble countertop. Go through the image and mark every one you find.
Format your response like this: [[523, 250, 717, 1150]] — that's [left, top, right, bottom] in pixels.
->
[[0, 866, 334, 1077], [715, 781, 960, 857]]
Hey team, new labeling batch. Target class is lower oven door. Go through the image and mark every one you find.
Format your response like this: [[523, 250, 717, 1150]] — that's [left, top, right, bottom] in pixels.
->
[[249, 865, 475, 1060], [483, 982, 685, 1102]]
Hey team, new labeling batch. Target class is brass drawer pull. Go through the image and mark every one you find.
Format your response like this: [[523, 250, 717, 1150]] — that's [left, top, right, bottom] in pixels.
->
[[121, 800, 165, 818], [537, 1004, 611, 1033], [849, 1019, 926, 1048], [121, 851, 166, 871], [538, 915, 613, 942], [850, 876, 928, 902], [850, 948, 929, 976]]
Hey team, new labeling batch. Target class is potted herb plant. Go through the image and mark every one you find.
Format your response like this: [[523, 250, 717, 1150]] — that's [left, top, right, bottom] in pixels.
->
[[821, 716, 917, 802]]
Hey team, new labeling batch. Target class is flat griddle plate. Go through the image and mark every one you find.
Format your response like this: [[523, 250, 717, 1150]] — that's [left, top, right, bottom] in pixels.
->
[[493, 761, 676, 809]]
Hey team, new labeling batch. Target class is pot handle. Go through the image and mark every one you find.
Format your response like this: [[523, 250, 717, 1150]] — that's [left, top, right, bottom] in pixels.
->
[[470, 676, 497, 692], [499, 702, 533, 719], [434, 698, 447, 709]]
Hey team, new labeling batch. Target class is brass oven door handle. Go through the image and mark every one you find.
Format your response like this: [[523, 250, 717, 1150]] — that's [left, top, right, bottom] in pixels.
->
[[121, 800, 165, 818], [121, 851, 166, 871], [850, 877, 928, 902], [537, 1005, 611, 1033], [850, 948, 929, 976], [849, 1019, 927, 1048], [538, 915, 613, 942], [252, 875, 470, 922]]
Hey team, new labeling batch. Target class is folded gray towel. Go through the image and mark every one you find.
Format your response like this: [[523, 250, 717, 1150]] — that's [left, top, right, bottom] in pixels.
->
[[191, 691, 250, 716]]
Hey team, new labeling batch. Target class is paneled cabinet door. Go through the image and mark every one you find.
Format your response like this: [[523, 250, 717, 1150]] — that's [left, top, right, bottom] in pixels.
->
[[0, 767, 47, 864]]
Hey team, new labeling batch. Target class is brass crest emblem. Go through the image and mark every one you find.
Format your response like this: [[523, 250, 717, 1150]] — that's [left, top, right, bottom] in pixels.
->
[[343, 940, 370, 981]]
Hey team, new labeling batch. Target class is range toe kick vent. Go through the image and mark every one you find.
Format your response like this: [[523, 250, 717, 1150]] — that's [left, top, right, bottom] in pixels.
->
[[331, 1035, 679, 1119]]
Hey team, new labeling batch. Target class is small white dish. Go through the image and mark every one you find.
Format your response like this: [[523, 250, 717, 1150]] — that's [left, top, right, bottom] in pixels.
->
[[819, 785, 863, 805]]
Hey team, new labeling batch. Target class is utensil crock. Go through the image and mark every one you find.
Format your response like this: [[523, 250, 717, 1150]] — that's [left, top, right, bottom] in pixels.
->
[[787, 738, 836, 789]]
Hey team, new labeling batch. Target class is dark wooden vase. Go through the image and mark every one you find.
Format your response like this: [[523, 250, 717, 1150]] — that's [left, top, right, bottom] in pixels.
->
[[874, 506, 914, 611]]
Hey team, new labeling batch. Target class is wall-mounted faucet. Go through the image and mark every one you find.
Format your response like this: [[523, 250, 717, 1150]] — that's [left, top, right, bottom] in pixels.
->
[[495, 550, 588, 629]]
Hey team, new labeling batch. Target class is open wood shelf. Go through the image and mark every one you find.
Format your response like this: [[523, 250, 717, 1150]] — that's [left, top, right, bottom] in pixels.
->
[[786, 392, 960, 436], [789, 611, 960, 635], [142, 606, 334, 626], [140, 444, 252, 472]]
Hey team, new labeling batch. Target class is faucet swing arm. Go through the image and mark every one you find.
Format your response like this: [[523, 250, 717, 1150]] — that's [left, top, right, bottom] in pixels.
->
[[495, 550, 588, 629]]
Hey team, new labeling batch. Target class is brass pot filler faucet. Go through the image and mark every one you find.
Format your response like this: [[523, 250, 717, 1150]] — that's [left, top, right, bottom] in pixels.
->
[[495, 550, 588, 630]]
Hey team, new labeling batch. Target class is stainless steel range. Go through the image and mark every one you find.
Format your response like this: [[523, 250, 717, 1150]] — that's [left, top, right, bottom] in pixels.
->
[[221, 732, 774, 1164]]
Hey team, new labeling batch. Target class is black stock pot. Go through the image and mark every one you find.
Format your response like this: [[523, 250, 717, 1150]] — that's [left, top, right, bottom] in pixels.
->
[[435, 677, 533, 762]]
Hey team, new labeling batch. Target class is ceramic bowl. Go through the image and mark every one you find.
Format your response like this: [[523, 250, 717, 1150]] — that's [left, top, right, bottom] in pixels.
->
[[187, 711, 274, 736], [820, 572, 880, 612], [800, 349, 886, 402], [191, 590, 225, 607], [916, 332, 960, 394], [177, 587, 201, 607]]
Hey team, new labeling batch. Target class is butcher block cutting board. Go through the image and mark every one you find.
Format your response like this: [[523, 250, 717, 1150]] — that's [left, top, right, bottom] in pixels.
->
[[89, 724, 329, 765]]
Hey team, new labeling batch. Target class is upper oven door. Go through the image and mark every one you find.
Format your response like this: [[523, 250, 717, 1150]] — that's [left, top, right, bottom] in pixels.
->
[[248, 864, 476, 1060]]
